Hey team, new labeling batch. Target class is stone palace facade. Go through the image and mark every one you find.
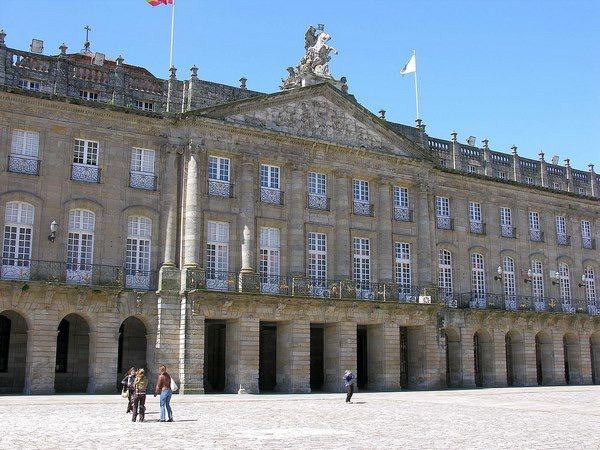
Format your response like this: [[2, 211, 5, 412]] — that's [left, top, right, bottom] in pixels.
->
[[0, 28, 599, 395]]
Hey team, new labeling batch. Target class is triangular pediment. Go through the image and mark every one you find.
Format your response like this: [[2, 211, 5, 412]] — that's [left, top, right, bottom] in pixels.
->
[[194, 83, 429, 160]]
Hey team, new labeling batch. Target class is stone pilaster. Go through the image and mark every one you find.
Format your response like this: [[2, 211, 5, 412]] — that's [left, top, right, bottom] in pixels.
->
[[368, 323, 400, 391], [323, 321, 356, 392], [178, 297, 204, 394], [492, 329, 507, 387], [552, 332, 567, 385], [181, 149, 201, 290], [416, 182, 434, 286], [461, 326, 476, 388], [239, 157, 257, 291], [523, 330, 539, 386], [159, 148, 180, 292], [154, 294, 182, 387], [377, 180, 393, 283], [333, 174, 350, 279], [225, 316, 259, 393], [276, 320, 311, 393], [24, 311, 58, 394], [87, 317, 120, 393], [580, 333, 592, 385], [288, 167, 305, 274], [417, 324, 443, 390]]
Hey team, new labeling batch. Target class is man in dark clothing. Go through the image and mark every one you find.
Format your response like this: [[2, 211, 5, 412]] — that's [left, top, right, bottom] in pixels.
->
[[343, 370, 356, 403]]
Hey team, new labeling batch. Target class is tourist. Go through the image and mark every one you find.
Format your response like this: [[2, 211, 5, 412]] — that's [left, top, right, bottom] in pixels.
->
[[154, 364, 174, 422], [121, 367, 136, 413], [343, 370, 356, 403], [132, 368, 148, 422]]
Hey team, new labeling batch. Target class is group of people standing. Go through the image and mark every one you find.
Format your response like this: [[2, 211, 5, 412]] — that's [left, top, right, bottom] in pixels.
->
[[121, 365, 175, 422]]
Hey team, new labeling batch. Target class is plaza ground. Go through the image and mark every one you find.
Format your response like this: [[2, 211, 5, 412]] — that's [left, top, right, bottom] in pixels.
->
[[2, 386, 600, 449]]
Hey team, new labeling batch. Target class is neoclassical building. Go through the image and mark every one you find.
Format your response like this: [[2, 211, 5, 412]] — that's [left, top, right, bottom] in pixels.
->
[[0, 28, 599, 395]]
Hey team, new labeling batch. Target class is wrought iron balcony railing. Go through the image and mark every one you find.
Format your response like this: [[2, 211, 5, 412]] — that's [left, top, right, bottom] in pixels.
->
[[185, 269, 445, 304], [557, 233, 571, 246], [529, 229, 544, 242], [436, 217, 454, 230], [0, 258, 156, 290], [394, 206, 413, 222], [469, 221, 486, 235], [71, 163, 101, 183], [208, 180, 233, 198], [353, 201, 375, 217], [129, 171, 157, 191], [500, 225, 517, 238], [582, 237, 596, 250], [8, 154, 40, 175], [260, 187, 284, 205], [307, 194, 331, 211]]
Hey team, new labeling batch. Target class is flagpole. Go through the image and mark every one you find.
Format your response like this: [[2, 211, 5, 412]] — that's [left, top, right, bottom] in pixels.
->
[[413, 50, 420, 121], [169, 0, 175, 69]]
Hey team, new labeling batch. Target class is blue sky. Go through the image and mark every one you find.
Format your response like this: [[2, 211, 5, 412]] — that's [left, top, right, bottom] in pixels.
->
[[1, 0, 599, 170]]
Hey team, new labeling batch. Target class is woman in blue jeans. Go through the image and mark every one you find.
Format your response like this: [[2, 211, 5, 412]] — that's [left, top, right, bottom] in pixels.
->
[[154, 364, 173, 422]]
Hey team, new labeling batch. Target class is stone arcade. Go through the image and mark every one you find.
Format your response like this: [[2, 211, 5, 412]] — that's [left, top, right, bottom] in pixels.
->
[[0, 27, 599, 395]]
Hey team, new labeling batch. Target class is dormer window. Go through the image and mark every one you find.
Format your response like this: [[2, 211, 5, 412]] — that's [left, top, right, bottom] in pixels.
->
[[135, 100, 154, 112]]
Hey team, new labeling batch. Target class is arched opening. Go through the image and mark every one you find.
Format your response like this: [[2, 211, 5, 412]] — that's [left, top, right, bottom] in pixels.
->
[[0, 310, 28, 393], [474, 330, 493, 387], [444, 328, 462, 388], [505, 331, 526, 386], [590, 333, 600, 385], [117, 317, 147, 389], [54, 313, 90, 393], [535, 331, 554, 386], [563, 333, 582, 385]]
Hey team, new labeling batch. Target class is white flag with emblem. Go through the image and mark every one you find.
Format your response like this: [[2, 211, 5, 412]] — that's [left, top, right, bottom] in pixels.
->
[[400, 54, 416, 75]]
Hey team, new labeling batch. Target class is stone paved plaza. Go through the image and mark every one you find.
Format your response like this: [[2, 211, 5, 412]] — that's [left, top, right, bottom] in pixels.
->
[[2, 386, 600, 449]]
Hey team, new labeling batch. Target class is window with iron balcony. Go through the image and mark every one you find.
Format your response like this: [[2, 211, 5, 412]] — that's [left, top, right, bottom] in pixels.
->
[[499, 207, 516, 238], [435, 196, 453, 230], [393, 187, 412, 222], [352, 179, 374, 216], [9, 130, 40, 175], [260, 164, 283, 205], [307, 172, 330, 211], [71, 139, 100, 183], [129, 148, 157, 190], [555, 216, 570, 246], [528, 211, 544, 242], [468, 201, 485, 234], [208, 156, 232, 198]]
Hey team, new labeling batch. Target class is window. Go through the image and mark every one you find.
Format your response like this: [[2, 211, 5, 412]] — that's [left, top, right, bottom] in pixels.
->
[[79, 90, 98, 101], [208, 156, 230, 182], [135, 100, 154, 112], [552, 182, 561, 190], [497, 171, 507, 180], [353, 237, 371, 298], [66, 209, 95, 284], [584, 266, 596, 306], [130, 148, 156, 190], [439, 159, 447, 168], [394, 187, 409, 209], [438, 249, 453, 303], [395, 242, 411, 296], [531, 260, 544, 301], [308, 232, 327, 281], [308, 172, 327, 196], [503, 257, 517, 308], [1, 202, 34, 280], [126, 217, 152, 289], [469, 202, 484, 234], [471, 253, 486, 303], [353, 180, 369, 202], [525, 176, 534, 185], [529, 211, 542, 241], [559, 262, 571, 303], [72, 139, 100, 183], [581, 220, 594, 249], [9, 130, 40, 175], [467, 165, 478, 174], [206, 221, 229, 290], [578, 187, 587, 196], [436, 197, 450, 217], [556, 216, 569, 245], [260, 164, 280, 189], [259, 227, 280, 293], [500, 207, 514, 238], [18, 79, 40, 91]]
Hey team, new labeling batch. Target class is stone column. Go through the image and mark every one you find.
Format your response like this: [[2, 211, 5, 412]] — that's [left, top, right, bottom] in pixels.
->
[[225, 316, 259, 393], [511, 145, 521, 182], [87, 320, 120, 393], [539, 152, 548, 188], [181, 149, 201, 290], [564, 159, 574, 193], [288, 166, 306, 275], [368, 323, 400, 391], [239, 157, 257, 291], [323, 321, 356, 392], [178, 297, 204, 394], [450, 132, 460, 170], [377, 180, 393, 283], [24, 311, 58, 394], [159, 147, 180, 292], [552, 332, 567, 385], [416, 182, 434, 286], [589, 164, 597, 198], [276, 320, 311, 393], [333, 173, 351, 280]]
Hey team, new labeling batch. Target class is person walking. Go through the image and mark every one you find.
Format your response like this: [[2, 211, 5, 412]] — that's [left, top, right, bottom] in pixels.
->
[[132, 368, 148, 422], [121, 367, 136, 414], [154, 364, 174, 422], [343, 370, 356, 403]]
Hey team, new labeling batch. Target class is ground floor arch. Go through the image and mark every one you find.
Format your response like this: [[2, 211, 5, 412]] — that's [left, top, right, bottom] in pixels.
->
[[505, 330, 526, 386], [535, 331, 554, 385], [563, 333, 582, 385], [444, 328, 462, 387], [0, 310, 28, 393], [474, 330, 494, 387], [54, 313, 90, 393], [117, 316, 148, 389]]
